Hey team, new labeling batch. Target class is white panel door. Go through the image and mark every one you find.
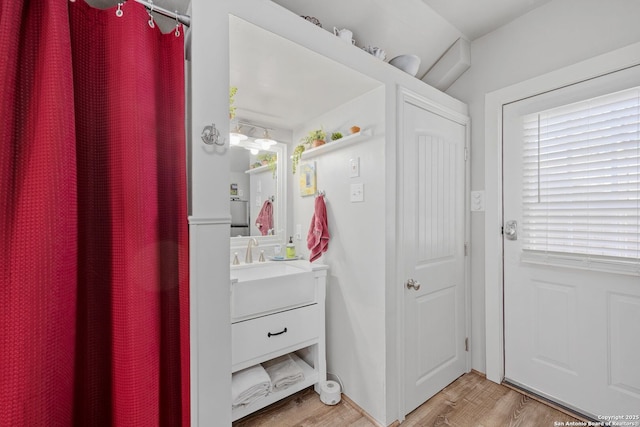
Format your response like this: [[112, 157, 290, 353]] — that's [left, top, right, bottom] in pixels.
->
[[402, 95, 468, 415], [503, 66, 640, 418]]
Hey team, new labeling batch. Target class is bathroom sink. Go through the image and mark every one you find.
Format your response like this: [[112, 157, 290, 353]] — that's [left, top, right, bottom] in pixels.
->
[[231, 262, 308, 282], [230, 261, 316, 322]]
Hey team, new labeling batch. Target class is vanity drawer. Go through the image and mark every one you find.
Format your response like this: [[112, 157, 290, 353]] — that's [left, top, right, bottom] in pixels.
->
[[232, 304, 319, 368]]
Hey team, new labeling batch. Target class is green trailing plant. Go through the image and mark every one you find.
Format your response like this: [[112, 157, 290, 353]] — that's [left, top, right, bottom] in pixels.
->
[[291, 144, 306, 174], [229, 86, 238, 119], [331, 132, 343, 141]]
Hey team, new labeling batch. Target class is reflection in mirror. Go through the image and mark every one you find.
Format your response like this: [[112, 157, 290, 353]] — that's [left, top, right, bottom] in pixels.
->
[[229, 139, 287, 249], [229, 14, 382, 255]]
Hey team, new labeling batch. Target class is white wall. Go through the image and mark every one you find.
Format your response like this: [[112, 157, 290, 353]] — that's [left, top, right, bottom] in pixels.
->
[[291, 86, 387, 422], [446, 0, 640, 373]]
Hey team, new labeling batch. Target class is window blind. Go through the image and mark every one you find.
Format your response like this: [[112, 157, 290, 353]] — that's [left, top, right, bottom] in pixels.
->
[[521, 87, 640, 261]]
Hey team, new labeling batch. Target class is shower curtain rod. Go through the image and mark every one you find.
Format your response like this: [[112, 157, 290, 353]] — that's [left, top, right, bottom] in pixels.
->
[[134, 0, 191, 27]]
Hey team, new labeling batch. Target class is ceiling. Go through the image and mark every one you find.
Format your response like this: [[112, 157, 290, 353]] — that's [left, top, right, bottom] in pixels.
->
[[422, 0, 554, 40], [271, 0, 554, 78], [271, 0, 461, 80]]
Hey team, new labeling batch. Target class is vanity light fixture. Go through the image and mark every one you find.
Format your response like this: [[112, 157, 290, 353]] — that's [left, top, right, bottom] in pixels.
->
[[230, 124, 248, 145], [255, 128, 277, 149], [229, 121, 277, 151]]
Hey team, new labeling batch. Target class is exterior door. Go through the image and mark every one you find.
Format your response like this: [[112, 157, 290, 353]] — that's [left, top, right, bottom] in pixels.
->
[[503, 66, 640, 417], [401, 93, 468, 415]]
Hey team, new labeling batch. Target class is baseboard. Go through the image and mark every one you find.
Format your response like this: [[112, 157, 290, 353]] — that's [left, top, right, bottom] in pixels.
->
[[471, 369, 486, 379], [340, 394, 393, 427]]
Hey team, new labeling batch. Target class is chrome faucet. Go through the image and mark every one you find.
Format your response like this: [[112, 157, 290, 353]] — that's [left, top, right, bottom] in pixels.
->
[[245, 238, 259, 264]]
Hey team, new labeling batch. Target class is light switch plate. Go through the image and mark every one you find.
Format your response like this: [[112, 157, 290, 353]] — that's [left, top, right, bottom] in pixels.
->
[[350, 183, 364, 202], [349, 157, 360, 178]]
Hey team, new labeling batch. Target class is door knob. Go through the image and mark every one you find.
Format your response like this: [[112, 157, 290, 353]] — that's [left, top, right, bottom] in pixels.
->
[[504, 220, 518, 241], [406, 278, 421, 291]]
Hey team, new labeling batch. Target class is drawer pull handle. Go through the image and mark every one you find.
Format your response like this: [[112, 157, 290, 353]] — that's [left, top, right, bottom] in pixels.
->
[[267, 327, 288, 338]]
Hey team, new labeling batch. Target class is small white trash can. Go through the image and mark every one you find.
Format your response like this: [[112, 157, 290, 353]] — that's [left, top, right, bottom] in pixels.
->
[[319, 380, 341, 406]]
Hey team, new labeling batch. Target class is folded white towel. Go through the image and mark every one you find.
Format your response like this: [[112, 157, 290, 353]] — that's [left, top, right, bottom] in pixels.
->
[[262, 354, 305, 392], [231, 364, 271, 409]]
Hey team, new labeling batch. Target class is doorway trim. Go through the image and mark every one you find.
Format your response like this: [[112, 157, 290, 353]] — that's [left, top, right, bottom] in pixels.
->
[[484, 41, 640, 384]]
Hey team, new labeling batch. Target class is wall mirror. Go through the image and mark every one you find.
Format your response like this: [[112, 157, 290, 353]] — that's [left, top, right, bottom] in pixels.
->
[[228, 14, 380, 253], [229, 138, 287, 250]]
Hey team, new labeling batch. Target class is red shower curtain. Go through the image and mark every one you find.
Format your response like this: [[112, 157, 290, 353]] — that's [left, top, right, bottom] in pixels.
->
[[0, 1, 189, 426]]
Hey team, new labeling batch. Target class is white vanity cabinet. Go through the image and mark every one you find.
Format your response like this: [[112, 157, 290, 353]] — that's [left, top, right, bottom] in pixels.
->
[[230, 261, 328, 421]]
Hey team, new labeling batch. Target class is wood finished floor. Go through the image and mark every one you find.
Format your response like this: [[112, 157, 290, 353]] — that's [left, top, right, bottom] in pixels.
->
[[232, 371, 582, 427]]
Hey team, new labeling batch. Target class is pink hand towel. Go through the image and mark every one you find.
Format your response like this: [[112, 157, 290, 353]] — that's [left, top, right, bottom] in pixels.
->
[[255, 200, 273, 236], [307, 195, 329, 262]]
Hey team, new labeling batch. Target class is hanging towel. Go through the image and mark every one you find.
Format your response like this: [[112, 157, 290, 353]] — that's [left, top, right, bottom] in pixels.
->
[[262, 354, 305, 392], [231, 364, 271, 409], [255, 199, 273, 236], [307, 195, 329, 262]]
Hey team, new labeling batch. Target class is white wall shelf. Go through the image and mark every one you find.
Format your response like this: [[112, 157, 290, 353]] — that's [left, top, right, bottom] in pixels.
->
[[245, 164, 274, 174], [299, 129, 372, 160]]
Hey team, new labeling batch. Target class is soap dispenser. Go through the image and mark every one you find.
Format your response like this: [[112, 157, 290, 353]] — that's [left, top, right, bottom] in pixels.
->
[[286, 236, 296, 259]]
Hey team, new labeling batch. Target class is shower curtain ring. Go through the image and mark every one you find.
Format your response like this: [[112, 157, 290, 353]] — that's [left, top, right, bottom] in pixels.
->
[[116, 3, 124, 17], [174, 12, 181, 37], [147, 1, 156, 28]]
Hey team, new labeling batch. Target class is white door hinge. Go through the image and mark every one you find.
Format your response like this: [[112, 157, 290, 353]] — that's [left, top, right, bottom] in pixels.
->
[[464, 147, 469, 161], [465, 337, 469, 352]]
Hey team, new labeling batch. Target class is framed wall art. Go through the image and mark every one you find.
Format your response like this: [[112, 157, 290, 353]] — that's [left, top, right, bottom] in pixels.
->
[[299, 161, 316, 197]]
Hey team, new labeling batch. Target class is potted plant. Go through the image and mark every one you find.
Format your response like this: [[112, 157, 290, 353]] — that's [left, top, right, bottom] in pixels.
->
[[257, 152, 277, 177], [301, 128, 326, 148], [331, 132, 343, 141], [257, 152, 276, 166]]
